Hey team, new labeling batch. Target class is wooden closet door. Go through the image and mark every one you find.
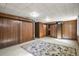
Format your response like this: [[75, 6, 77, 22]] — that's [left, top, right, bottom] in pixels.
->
[[20, 21, 33, 43], [62, 20, 77, 40], [57, 23, 62, 38], [0, 18, 19, 48], [50, 24, 57, 38], [39, 24, 46, 37], [0, 18, 3, 48]]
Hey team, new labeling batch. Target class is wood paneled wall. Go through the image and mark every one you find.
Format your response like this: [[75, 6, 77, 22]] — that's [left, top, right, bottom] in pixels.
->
[[35, 22, 46, 38], [0, 18, 20, 48], [20, 21, 33, 43], [47, 20, 77, 40], [35, 22, 39, 37], [62, 20, 77, 40], [39, 23, 46, 37], [0, 13, 34, 48], [49, 24, 57, 38], [57, 23, 62, 38]]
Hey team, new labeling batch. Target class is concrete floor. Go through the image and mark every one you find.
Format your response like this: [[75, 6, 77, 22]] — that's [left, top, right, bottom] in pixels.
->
[[0, 37, 79, 56]]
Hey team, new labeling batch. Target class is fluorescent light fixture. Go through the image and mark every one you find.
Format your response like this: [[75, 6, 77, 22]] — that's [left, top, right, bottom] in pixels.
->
[[68, 16, 77, 20], [62, 16, 77, 21], [45, 17, 51, 22], [30, 12, 39, 18]]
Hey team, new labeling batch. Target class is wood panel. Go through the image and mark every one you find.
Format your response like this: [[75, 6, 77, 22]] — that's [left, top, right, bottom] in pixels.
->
[[46, 24, 49, 36], [57, 23, 62, 38], [0, 12, 32, 22], [39, 23, 46, 37], [35, 22, 46, 38], [50, 24, 57, 38], [0, 13, 34, 49], [62, 20, 77, 40], [0, 18, 19, 48], [35, 22, 39, 37], [20, 21, 33, 43]]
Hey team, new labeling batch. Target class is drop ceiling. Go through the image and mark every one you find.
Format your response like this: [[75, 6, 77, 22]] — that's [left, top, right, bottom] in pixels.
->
[[0, 3, 79, 23]]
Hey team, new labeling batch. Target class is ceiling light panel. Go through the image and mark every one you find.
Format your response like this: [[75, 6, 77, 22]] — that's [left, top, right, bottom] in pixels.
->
[[30, 11, 39, 18]]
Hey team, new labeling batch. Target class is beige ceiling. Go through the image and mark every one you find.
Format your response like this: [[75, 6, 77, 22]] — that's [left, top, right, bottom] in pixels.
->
[[0, 3, 79, 23]]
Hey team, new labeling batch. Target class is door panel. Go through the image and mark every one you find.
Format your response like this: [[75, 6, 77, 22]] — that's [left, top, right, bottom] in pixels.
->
[[57, 23, 62, 38], [62, 20, 77, 40], [20, 21, 33, 43], [39, 24, 46, 37], [0, 18, 19, 48], [50, 24, 57, 38]]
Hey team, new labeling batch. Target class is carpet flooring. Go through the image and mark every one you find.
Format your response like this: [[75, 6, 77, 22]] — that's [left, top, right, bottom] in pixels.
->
[[21, 40, 77, 56]]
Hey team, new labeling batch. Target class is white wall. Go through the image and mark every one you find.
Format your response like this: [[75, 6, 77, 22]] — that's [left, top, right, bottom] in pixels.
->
[[77, 16, 79, 42]]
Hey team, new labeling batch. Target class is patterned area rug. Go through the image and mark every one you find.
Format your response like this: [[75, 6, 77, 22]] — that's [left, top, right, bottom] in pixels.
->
[[21, 40, 77, 56]]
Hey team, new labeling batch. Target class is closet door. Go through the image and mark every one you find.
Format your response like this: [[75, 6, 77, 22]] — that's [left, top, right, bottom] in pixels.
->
[[62, 20, 77, 40], [50, 24, 57, 38], [0, 18, 3, 48], [20, 21, 33, 43], [39, 23, 46, 37], [0, 18, 19, 48], [57, 23, 62, 38]]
